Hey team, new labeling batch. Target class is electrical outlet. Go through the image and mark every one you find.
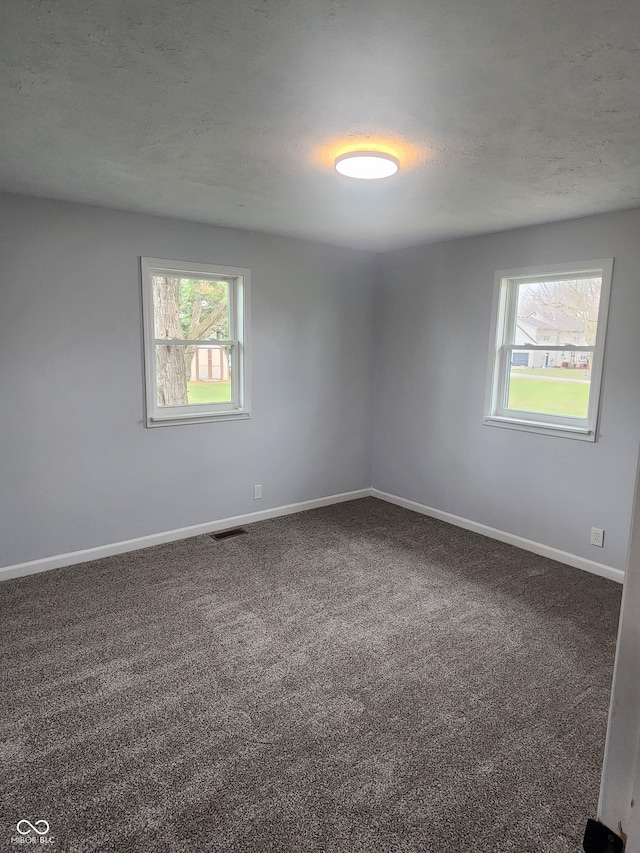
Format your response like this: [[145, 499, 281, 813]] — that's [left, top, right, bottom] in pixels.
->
[[590, 527, 604, 548], [253, 484, 263, 500]]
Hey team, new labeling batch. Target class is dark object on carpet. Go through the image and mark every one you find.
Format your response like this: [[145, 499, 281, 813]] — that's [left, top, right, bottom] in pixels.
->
[[211, 528, 247, 541], [0, 498, 621, 852], [583, 819, 624, 853]]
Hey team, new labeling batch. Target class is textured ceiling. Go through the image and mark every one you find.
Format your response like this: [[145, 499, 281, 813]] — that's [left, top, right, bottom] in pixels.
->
[[2, 0, 640, 250]]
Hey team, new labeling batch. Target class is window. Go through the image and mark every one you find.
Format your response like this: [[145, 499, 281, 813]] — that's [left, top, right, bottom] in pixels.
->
[[484, 259, 613, 440], [141, 257, 250, 427]]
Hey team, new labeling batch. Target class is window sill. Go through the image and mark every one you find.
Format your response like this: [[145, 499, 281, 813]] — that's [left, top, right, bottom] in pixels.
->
[[146, 410, 251, 428], [483, 415, 596, 441]]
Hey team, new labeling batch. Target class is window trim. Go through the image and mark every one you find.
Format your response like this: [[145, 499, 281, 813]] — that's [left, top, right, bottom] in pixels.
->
[[141, 257, 251, 428], [483, 258, 613, 441]]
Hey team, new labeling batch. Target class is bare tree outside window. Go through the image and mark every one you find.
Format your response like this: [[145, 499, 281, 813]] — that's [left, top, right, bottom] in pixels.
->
[[517, 277, 601, 346], [484, 260, 612, 441]]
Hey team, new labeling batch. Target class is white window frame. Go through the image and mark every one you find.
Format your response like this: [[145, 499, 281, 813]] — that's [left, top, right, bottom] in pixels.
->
[[484, 258, 613, 441], [141, 257, 251, 427]]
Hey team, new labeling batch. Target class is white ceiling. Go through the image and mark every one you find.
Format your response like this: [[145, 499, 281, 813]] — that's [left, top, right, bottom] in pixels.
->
[[2, 0, 640, 250]]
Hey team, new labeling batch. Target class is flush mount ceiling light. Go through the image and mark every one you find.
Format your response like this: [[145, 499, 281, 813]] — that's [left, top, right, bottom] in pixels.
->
[[334, 150, 400, 180]]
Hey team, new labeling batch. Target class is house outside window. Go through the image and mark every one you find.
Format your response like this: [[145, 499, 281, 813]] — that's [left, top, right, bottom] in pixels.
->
[[141, 257, 250, 427], [484, 259, 613, 440]]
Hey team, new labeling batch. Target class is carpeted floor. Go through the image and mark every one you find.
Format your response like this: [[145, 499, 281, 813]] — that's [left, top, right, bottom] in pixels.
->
[[0, 497, 621, 852]]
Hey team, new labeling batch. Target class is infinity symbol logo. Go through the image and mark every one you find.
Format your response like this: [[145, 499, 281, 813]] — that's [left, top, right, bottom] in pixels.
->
[[16, 819, 50, 836]]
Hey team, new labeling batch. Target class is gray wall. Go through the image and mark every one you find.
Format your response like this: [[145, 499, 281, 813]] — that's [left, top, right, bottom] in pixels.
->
[[372, 209, 640, 572], [2, 194, 640, 573], [0, 194, 375, 568]]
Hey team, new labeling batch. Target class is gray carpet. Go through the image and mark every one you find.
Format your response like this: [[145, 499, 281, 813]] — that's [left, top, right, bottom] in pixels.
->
[[0, 497, 621, 852]]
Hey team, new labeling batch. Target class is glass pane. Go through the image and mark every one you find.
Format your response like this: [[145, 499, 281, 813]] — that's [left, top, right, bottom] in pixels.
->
[[506, 358, 592, 418], [152, 275, 230, 341], [155, 344, 233, 407], [513, 276, 601, 347]]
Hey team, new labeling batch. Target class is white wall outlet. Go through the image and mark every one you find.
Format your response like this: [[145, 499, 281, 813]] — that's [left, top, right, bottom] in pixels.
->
[[590, 527, 604, 548], [253, 484, 263, 500]]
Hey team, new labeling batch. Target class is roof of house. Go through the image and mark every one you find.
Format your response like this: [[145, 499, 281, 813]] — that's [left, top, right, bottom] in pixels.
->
[[519, 311, 585, 332]]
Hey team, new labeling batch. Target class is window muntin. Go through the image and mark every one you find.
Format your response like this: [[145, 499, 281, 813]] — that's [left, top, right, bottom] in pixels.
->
[[484, 259, 612, 440], [141, 258, 250, 427]]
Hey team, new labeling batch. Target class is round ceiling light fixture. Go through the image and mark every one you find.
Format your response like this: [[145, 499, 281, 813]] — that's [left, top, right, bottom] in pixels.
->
[[334, 150, 400, 180]]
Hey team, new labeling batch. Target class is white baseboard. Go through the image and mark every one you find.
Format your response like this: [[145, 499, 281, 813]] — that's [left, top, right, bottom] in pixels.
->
[[0, 488, 372, 582], [2, 486, 624, 585], [372, 489, 625, 584]]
